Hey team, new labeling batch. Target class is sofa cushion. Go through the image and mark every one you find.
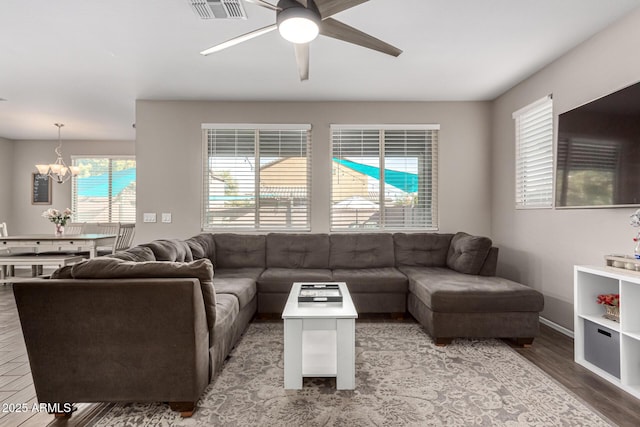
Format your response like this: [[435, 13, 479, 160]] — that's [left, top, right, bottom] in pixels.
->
[[70, 258, 216, 329], [332, 268, 408, 293], [393, 233, 453, 267], [214, 234, 265, 268], [185, 233, 216, 264], [50, 265, 73, 279], [213, 278, 256, 311], [106, 246, 156, 262], [329, 234, 395, 269], [401, 266, 544, 313], [446, 232, 492, 275], [266, 233, 330, 268], [214, 268, 264, 281], [51, 246, 155, 277], [258, 268, 333, 293], [139, 239, 194, 262], [212, 293, 239, 351]]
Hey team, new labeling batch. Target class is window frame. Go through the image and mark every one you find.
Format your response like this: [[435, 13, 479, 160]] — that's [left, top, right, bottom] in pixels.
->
[[513, 95, 554, 209], [330, 124, 440, 232], [201, 123, 312, 232]]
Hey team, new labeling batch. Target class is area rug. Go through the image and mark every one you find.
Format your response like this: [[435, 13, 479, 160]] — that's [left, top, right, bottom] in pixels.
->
[[91, 322, 612, 426]]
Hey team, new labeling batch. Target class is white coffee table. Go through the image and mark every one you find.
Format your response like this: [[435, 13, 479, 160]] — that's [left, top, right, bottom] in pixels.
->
[[282, 282, 358, 390]]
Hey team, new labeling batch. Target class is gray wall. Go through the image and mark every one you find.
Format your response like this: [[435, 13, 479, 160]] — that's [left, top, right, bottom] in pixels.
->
[[135, 101, 492, 243], [491, 8, 640, 330], [0, 137, 13, 224], [9, 140, 134, 234]]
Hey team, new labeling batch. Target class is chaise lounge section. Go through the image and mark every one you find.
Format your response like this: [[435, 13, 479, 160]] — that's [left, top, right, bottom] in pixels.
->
[[395, 232, 544, 345]]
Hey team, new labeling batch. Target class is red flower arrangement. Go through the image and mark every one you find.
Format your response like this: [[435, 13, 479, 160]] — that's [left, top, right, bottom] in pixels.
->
[[596, 293, 620, 307]]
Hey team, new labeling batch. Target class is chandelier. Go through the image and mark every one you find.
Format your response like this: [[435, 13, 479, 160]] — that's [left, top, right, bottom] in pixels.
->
[[35, 123, 80, 184]]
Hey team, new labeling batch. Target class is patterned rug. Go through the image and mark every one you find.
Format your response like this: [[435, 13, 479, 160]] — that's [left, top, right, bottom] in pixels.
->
[[92, 322, 612, 426]]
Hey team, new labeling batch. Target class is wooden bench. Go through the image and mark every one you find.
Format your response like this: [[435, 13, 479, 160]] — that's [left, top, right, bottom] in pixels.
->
[[0, 254, 85, 283]]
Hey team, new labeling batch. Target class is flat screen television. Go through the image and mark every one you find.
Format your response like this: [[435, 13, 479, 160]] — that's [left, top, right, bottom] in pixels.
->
[[556, 81, 640, 208]]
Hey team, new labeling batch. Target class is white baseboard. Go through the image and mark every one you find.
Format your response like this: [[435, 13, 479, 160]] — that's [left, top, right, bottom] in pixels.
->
[[539, 316, 574, 338]]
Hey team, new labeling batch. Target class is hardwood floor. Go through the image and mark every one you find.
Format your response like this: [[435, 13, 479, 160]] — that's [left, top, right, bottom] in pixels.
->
[[1, 282, 638, 426], [0, 278, 50, 427], [510, 326, 640, 427]]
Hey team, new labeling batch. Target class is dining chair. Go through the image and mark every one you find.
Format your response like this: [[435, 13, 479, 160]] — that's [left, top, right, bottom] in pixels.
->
[[64, 222, 86, 235], [96, 222, 121, 255], [0, 222, 14, 279], [96, 223, 135, 255], [97, 222, 120, 235], [113, 223, 136, 253]]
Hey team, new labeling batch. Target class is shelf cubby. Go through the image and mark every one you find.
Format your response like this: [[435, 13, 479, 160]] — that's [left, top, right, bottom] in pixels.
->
[[622, 335, 640, 388], [574, 266, 640, 400], [621, 280, 640, 335]]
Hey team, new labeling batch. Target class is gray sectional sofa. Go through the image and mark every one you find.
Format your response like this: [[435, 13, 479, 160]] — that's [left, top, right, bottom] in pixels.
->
[[13, 231, 544, 417]]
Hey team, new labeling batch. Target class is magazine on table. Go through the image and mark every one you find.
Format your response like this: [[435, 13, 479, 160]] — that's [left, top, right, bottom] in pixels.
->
[[298, 283, 343, 303]]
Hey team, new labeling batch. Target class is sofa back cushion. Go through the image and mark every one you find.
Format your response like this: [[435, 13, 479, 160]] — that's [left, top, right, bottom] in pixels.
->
[[50, 265, 73, 279], [329, 233, 395, 269], [214, 234, 266, 268], [139, 239, 193, 262], [393, 233, 453, 267], [446, 232, 492, 275], [70, 257, 216, 329], [266, 233, 330, 268], [50, 246, 155, 277], [107, 246, 156, 262], [185, 233, 216, 264]]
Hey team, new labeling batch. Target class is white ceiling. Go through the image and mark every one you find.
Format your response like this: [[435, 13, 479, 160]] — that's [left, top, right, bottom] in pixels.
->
[[0, 0, 638, 141]]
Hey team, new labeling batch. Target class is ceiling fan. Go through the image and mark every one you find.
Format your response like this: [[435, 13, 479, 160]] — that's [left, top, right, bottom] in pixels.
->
[[200, 0, 402, 81]]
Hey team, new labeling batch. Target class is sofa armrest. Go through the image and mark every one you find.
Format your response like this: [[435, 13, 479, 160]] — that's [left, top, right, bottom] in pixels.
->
[[13, 278, 209, 406]]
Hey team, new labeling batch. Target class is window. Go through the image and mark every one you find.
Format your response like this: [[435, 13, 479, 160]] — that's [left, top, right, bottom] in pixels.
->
[[202, 124, 311, 231], [331, 125, 439, 230], [71, 156, 136, 222], [513, 95, 553, 208]]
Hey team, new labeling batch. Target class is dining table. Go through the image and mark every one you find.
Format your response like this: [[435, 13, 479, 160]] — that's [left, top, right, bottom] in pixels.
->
[[0, 233, 117, 259]]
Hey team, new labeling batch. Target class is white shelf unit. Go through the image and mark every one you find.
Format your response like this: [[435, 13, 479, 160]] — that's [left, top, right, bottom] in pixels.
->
[[574, 265, 640, 400]]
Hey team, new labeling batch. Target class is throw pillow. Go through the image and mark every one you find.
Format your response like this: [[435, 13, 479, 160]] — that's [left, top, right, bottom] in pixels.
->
[[446, 232, 492, 275]]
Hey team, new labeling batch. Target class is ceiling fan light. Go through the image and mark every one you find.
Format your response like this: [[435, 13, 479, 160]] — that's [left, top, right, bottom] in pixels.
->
[[279, 17, 319, 43], [277, 6, 320, 44]]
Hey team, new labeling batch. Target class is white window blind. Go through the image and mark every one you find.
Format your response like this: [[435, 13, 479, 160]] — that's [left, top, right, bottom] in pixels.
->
[[202, 124, 311, 231], [513, 96, 553, 208], [71, 156, 136, 222], [331, 125, 439, 231]]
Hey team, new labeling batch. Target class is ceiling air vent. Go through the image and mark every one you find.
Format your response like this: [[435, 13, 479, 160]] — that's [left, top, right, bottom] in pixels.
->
[[188, 0, 247, 19]]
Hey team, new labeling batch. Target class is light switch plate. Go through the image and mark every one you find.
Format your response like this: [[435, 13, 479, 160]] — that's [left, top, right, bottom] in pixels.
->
[[161, 213, 172, 223], [143, 213, 157, 223]]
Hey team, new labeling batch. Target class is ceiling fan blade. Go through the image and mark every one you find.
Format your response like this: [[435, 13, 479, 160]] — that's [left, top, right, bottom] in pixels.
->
[[200, 24, 278, 55], [320, 18, 402, 57], [294, 43, 310, 81], [244, 0, 281, 11], [294, 0, 308, 7], [315, 0, 368, 18]]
